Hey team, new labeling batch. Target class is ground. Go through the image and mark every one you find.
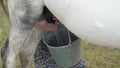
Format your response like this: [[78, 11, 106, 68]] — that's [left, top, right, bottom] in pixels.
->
[[0, 6, 120, 68]]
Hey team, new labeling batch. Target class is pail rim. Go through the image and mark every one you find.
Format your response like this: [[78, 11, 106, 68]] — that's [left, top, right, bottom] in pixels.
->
[[42, 39, 80, 49]]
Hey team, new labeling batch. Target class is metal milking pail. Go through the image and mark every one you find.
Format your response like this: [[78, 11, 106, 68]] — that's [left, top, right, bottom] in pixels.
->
[[43, 39, 81, 68], [43, 25, 82, 68]]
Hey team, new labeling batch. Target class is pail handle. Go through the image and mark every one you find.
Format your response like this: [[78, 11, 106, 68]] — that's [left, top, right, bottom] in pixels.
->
[[67, 29, 72, 44], [54, 29, 72, 46]]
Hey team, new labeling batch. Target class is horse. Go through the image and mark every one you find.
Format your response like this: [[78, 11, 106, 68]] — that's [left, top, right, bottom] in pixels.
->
[[1, 0, 44, 68], [1, 0, 120, 68]]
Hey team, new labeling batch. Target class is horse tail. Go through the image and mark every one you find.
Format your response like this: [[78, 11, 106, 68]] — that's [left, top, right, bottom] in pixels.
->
[[0, 0, 9, 18]]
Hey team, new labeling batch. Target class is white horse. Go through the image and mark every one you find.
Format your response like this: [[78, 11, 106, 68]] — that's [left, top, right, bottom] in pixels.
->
[[1, 0, 120, 68]]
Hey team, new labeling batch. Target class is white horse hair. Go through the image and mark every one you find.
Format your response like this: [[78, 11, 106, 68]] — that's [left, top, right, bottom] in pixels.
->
[[1, 0, 44, 68]]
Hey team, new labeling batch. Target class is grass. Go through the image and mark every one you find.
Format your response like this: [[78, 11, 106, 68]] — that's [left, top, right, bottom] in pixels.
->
[[0, 6, 120, 68], [0, 6, 10, 68], [82, 42, 120, 68]]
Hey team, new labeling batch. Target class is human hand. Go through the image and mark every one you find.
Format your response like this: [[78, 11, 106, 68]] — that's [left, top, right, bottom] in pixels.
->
[[35, 18, 60, 31]]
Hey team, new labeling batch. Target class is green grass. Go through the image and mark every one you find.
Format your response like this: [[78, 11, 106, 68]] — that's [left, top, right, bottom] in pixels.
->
[[82, 42, 120, 68], [0, 7, 120, 68], [0, 6, 10, 68]]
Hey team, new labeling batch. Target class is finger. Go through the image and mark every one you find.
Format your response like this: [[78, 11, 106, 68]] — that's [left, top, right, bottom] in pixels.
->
[[37, 20, 47, 25], [36, 25, 58, 31], [36, 20, 58, 27], [54, 21, 61, 25], [44, 29, 58, 31], [42, 26, 58, 31], [52, 16, 58, 19], [34, 24, 42, 29], [45, 23, 58, 27], [53, 17, 58, 20]]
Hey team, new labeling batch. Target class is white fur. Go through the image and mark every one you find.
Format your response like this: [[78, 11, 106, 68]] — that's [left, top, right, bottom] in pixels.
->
[[6, 0, 44, 68], [45, 0, 120, 48]]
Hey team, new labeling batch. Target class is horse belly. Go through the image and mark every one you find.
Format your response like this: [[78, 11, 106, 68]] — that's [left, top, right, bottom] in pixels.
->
[[45, 0, 120, 49]]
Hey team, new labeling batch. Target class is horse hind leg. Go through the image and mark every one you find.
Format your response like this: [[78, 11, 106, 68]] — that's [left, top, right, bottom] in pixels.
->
[[5, 24, 32, 68], [6, 12, 45, 68], [19, 52, 33, 68], [5, 11, 42, 68], [18, 28, 43, 68], [3, 28, 43, 68], [6, 0, 44, 68]]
